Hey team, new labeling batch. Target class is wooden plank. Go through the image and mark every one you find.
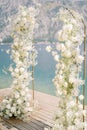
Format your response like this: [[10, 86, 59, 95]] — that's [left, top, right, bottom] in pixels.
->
[[0, 88, 87, 130]]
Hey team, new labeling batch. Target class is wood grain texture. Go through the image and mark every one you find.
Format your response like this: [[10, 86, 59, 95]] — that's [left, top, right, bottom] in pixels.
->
[[0, 88, 57, 130], [0, 89, 87, 130]]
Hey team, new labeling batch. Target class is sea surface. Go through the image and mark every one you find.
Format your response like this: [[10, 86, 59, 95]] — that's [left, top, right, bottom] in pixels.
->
[[0, 43, 87, 104]]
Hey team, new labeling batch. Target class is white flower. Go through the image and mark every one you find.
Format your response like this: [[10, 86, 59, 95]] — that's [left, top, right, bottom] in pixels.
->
[[63, 50, 72, 58], [64, 82, 68, 88], [9, 113, 12, 117], [52, 51, 57, 56], [15, 92, 20, 98], [28, 107, 33, 111], [6, 104, 11, 109], [78, 104, 83, 109], [79, 95, 84, 100], [13, 80, 18, 85], [11, 107, 16, 113], [46, 46, 52, 52], [17, 110, 21, 114], [83, 110, 86, 116], [19, 67, 25, 73], [6, 49, 10, 54], [20, 91, 25, 96], [2, 99, 8, 103], [58, 30, 64, 41], [6, 110, 10, 115], [65, 41, 72, 48], [17, 99, 22, 104], [76, 55, 84, 64], [68, 126, 75, 130], [57, 90, 62, 95], [69, 77, 75, 84], [60, 44, 66, 52], [9, 66, 13, 72], [63, 24, 73, 33], [15, 68, 19, 73], [54, 55, 59, 61], [22, 11, 27, 16]]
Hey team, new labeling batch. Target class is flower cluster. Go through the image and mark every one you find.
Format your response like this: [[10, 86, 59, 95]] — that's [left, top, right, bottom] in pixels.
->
[[46, 8, 86, 130], [57, 8, 84, 45], [0, 86, 32, 120], [10, 6, 36, 38], [52, 97, 86, 130], [0, 6, 37, 120]]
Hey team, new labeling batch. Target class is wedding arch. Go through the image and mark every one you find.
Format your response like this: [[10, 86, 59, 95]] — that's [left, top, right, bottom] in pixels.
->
[[0, 3, 87, 130], [46, 7, 87, 130]]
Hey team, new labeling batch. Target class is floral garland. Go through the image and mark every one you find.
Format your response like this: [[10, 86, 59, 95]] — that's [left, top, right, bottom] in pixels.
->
[[46, 8, 87, 130], [0, 6, 37, 120]]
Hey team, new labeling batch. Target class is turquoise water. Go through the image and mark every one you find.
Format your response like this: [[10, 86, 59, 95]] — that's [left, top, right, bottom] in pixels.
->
[[0, 43, 87, 103], [0, 44, 56, 95]]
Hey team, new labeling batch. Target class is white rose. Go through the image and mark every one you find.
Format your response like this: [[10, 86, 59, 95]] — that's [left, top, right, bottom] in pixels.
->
[[11, 107, 16, 113], [25, 87, 29, 92], [6, 104, 11, 109], [22, 11, 27, 16], [20, 91, 25, 96], [70, 100, 76, 107], [28, 107, 33, 111], [15, 68, 19, 73], [69, 77, 75, 83], [79, 95, 84, 100], [14, 42, 18, 46], [64, 51, 72, 58], [17, 110, 21, 114], [17, 99, 22, 104], [57, 90, 62, 95], [67, 126, 75, 130], [3, 99, 8, 103], [15, 92, 20, 98], [20, 67, 25, 73], [52, 51, 57, 56], [60, 44, 66, 52], [9, 113, 12, 117], [23, 17, 27, 23], [83, 110, 86, 116], [58, 30, 63, 41], [6, 110, 10, 115], [65, 41, 72, 48], [76, 55, 84, 64], [54, 55, 59, 61], [46, 46, 52, 52], [78, 104, 83, 109], [64, 82, 68, 88], [63, 24, 73, 33], [13, 80, 18, 85], [9, 66, 13, 72]]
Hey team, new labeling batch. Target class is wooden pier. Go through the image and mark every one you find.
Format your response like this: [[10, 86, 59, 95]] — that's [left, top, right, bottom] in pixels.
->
[[0, 89, 58, 130], [0, 89, 87, 130]]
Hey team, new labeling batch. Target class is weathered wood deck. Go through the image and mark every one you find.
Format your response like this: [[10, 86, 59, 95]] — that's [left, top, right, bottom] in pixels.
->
[[0, 89, 87, 130], [0, 89, 58, 130]]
